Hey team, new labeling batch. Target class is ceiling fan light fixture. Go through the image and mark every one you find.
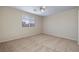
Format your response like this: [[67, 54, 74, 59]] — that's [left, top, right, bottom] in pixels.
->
[[40, 6, 46, 12], [40, 8, 45, 12]]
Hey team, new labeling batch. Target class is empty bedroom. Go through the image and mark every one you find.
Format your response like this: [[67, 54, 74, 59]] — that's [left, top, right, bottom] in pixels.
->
[[0, 6, 79, 52]]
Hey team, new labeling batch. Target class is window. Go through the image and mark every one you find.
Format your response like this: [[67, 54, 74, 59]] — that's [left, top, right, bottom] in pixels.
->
[[22, 16, 35, 27]]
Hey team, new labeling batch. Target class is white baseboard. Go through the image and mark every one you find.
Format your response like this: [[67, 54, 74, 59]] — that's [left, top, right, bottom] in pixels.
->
[[0, 33, 41, 43], [42, 33, 76, 41]]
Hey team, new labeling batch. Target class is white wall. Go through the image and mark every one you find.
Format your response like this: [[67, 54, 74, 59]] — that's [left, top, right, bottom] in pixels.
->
[[0, 7, 2, 39], [78, 8, 79, 44], [0, 7, 43, 42], [43, 8, 78, 41]]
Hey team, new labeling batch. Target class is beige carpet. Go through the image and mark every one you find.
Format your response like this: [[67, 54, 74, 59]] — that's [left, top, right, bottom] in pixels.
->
[[0, 34, 79, 52]]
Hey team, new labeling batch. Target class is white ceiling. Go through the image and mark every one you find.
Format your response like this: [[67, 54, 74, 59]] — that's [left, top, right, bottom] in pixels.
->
[[12, 6, 77, 16]]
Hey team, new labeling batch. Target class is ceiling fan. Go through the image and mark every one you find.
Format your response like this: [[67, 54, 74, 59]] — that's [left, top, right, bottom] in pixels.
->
[[40, 6, 47, 12]]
